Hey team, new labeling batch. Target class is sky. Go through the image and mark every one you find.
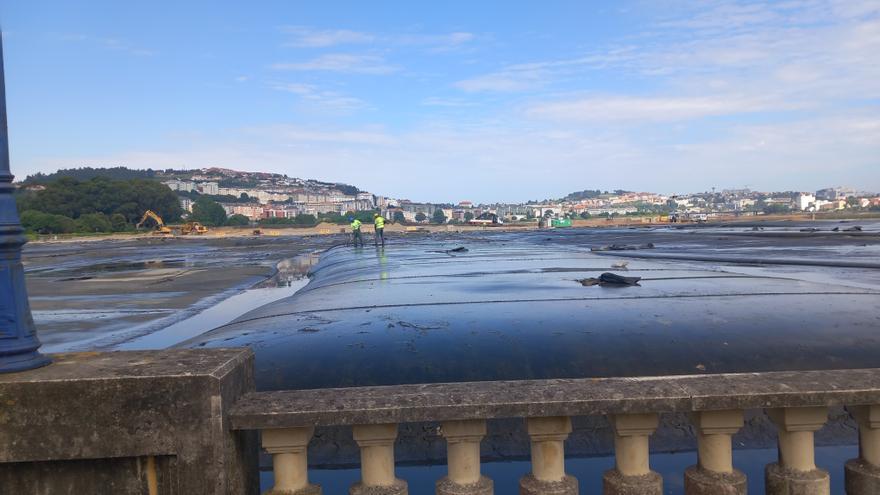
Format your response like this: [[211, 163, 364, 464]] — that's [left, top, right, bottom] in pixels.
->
[[1, 0, 879, 203]]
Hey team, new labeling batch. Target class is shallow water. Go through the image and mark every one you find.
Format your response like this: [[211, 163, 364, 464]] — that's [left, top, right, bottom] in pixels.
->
[[115, 280, 309, 350]]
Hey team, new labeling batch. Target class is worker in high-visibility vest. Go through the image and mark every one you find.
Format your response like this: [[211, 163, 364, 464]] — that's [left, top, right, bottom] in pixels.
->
[[373, 213, 385, 246], [350, 217, 364, 247]]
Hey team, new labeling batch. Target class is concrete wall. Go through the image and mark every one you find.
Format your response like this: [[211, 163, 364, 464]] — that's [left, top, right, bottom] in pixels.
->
[[0, 348, 258, 495]]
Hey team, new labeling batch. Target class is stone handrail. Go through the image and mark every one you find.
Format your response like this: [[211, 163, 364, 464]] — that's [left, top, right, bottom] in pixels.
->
[[230, 369, 880, 495]]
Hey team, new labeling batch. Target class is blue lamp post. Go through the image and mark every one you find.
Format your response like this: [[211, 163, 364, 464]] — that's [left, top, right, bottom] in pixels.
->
[[0, 31, 51, 373]]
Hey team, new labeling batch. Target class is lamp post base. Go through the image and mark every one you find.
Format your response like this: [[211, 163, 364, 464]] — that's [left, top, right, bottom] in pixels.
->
[[0, 350, 51, 373]]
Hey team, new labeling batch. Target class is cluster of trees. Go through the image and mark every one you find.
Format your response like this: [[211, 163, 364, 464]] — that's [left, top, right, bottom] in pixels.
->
[[258, 215, 318, 227], [16, 177, 183, 234], [22, 166, 161, 184]]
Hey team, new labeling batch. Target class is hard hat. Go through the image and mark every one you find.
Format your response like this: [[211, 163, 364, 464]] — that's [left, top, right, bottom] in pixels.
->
[[373, 213, 379, 217]]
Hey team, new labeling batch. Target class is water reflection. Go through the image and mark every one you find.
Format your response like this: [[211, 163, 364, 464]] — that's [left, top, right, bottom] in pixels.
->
[[117, 252, 320, 349]]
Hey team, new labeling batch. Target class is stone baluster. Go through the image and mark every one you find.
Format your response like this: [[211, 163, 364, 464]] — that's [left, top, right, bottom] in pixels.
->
[[350, 423, 408, 495], [603, 413, 663, 495], [765, 407, 829, 495], [846, 405, 880, 494], [262, 427, 321, 495], [436, 419, 493, 495], [684, 410, 747, 494], [519, 416, 578, 495]]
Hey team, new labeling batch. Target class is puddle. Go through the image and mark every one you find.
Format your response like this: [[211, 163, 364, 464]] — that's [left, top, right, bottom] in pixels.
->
[[115, 281, 308, 350], [114, 252, 320, 350]]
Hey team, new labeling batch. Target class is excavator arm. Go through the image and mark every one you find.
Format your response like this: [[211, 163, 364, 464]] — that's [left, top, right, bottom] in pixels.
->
[[136, 210, 171, 234]]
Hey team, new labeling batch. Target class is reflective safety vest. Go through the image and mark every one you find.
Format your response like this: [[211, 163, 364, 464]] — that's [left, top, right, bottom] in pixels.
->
[[374, 216, 385, 229], [351, 219, 362, 231]]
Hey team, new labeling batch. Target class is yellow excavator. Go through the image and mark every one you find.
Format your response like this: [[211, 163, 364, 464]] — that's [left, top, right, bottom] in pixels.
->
[[136, 210, 172, 235], [181, 222, 209, 235]]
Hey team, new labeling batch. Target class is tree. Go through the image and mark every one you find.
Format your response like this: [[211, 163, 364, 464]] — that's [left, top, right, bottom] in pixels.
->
[[464, 212, 474, 222], [762, 203, 791, 215], [415, 212, 427, 222], [226, 214, 250, 226], [75, 213, 113, 233], [191, 198, 227, 226], [259, 217, 295, 226], [19, 210, 76, 234], [294, 214, 317, 226], [22, 166, 158, 184], [15, 176, 183, 224], [320, 212, 346, 224], [432, 209, 447, 224], [110, 213, 129, 232], [392, 210, 405, 223]]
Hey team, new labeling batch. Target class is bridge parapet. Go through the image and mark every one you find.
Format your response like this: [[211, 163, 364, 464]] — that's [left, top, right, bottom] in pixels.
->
[[0, 348, 258, 494], [231, 369, 880, 495]]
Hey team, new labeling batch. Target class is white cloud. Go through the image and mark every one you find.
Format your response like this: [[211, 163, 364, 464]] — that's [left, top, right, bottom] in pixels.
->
[[243, 125, 396, 146], [268, 82, 367, 111], [19, 109, 880, 203], [271, 54, 398, 74], [526, 94, 796, 122], [455, 70, 546, 92], [58, 33, 156, 57], [281, 27, 375, 47], [279, 26, 476, 51], [421, 97, 478, 107]]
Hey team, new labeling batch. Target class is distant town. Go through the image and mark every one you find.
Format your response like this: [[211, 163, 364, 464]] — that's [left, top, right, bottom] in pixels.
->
[[159, 167, 880, 224], [14, 166, 880, 235]]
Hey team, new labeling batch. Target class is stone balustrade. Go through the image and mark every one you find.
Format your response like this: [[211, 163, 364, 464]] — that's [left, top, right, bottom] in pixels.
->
[[230, 369, 880, 495]]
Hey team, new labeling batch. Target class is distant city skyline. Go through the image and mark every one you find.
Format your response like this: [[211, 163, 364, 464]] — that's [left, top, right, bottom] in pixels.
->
[[2, 0, 879, 203]]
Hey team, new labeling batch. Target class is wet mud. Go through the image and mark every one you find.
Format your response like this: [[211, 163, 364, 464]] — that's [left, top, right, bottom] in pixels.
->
[[23, 235, 341, 351]]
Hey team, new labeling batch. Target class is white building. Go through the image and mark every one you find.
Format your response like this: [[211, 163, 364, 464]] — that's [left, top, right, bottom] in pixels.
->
[[797, 193, 816, 211], [198, 182, 219, 195], [164, 180, 195, 193]]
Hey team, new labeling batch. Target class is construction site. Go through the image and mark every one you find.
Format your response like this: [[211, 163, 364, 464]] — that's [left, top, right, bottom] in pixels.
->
[[14, 219, 879, 493]]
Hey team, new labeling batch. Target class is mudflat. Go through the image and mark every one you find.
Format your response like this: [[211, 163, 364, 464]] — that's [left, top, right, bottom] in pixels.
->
[[22, 234, 341, 351]]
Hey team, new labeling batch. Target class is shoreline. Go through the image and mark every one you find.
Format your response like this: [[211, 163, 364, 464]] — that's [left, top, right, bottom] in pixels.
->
[[25, 211, 880, 244]]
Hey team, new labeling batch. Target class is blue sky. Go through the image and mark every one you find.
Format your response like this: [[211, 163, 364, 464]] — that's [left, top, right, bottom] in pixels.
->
[[2, 0, 878, 202]]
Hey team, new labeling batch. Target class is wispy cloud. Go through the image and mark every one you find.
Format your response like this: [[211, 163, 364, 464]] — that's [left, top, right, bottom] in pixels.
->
[[454, 70, 546, 92], [421, 97, 478, 107], [269, 82, 367, 111], [280, 26, 476, 51], [243, 124, 396, 146], [58, 33, 155, 56], [526, 94, 797, 122], [281, 26, 375, 47], [271, 54, 398, 74]]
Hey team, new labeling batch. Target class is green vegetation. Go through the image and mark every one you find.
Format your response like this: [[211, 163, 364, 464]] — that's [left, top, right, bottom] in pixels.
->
[[415, 212, 427, 222], [392, 210, 405, 223], [464, 211, 474, 222], [218, 177, 260, 189], [19, 210, 76, 234], [190, 198, 228, 226], [563, 189, 603, 201], [761, 203, 792, 214], [16, 177, 183, 234], [258, 214, 318, 226], [432, 209, 447, 224], [225, 214, 251, 226], [22, 166, 162, 184]]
